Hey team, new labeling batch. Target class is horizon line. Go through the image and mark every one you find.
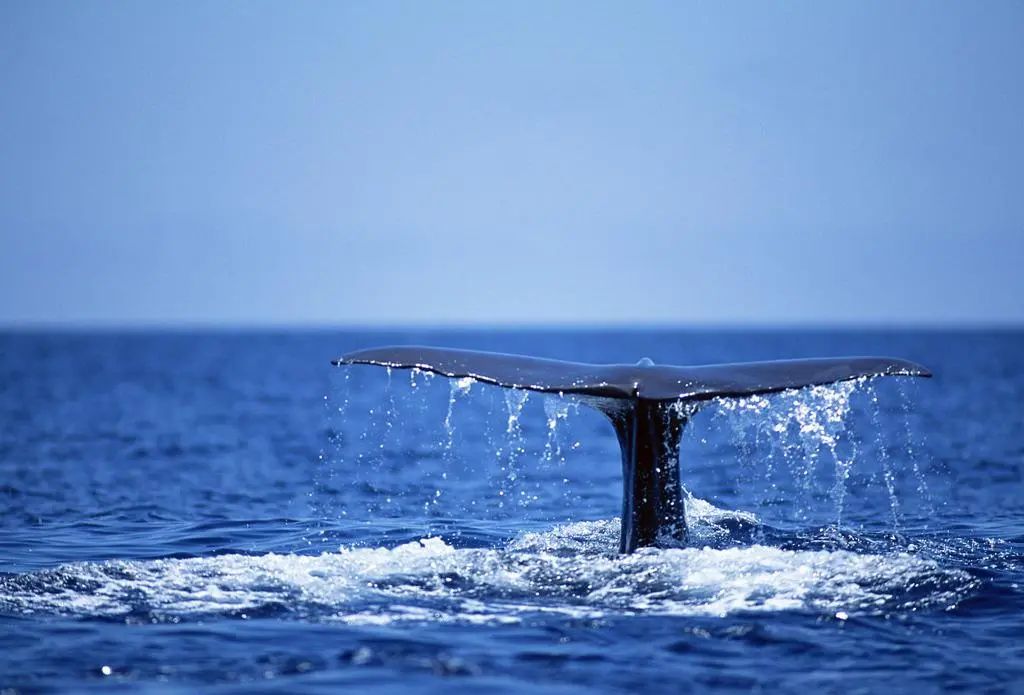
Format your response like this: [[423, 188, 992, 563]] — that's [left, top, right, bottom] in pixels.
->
[[1, 319, 1022, 333]]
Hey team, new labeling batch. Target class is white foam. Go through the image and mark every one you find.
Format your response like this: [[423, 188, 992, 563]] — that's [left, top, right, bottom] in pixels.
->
[[0, 500, 976, 625]]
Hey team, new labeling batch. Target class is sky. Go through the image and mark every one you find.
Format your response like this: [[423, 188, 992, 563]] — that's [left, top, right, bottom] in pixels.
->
[[1, 1, 1022, 326]]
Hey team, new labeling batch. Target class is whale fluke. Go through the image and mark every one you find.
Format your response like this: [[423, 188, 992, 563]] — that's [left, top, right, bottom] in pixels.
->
[[333, 346, 931, 553], [333, 346, 929, 402]]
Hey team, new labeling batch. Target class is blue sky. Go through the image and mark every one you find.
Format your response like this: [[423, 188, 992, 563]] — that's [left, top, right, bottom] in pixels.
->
[[1, 1, 1022, 326]]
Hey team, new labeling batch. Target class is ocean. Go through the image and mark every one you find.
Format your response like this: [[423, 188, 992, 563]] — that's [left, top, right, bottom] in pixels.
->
[[1, 328, 1022, 693]]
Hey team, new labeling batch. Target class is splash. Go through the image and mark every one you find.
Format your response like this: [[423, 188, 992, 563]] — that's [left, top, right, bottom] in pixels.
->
[[408, 367, 436, 391], [540, 396, 577, 468], [866, 382, 902, 530], [496, 389, 530, 508], [383, 367, 397, 452], [538, 395, 582, 515], [443, 377, 474, 456], [312, 369, 352, 526], [899, 382, 935, 515], [0, 498, 977, 625], [711, 380, 861, 526]]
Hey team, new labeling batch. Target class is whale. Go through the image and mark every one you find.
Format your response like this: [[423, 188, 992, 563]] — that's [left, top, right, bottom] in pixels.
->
[[333, 346, 931, 553]]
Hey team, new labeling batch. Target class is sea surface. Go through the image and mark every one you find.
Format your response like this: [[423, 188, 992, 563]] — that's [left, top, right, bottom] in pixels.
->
[[1, 329, 1022, 693]]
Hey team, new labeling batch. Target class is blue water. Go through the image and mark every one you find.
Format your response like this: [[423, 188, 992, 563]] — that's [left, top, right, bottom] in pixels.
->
[[2, 329, 1023, 693]]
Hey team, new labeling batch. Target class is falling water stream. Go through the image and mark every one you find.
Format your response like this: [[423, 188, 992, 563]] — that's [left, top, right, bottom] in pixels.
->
[[331, 371, 936, 542]]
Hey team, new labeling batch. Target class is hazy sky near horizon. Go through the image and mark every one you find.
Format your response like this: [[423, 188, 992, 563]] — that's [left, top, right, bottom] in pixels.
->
[[1, 1, 1022, 326]]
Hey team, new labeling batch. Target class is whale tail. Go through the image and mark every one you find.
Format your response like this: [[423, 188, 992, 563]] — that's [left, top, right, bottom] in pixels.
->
[[333, 346, 931, 553]]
